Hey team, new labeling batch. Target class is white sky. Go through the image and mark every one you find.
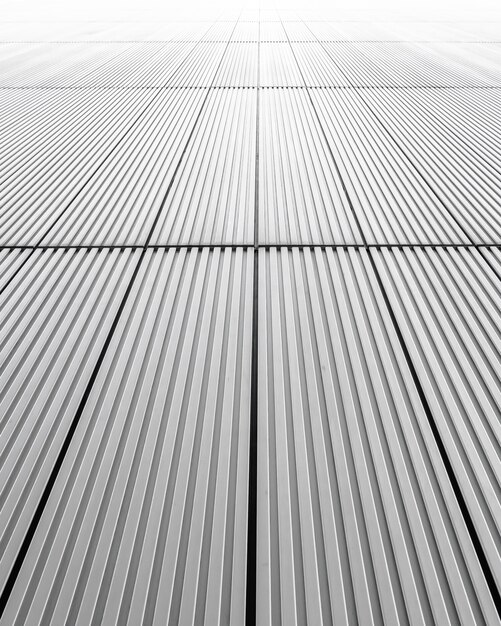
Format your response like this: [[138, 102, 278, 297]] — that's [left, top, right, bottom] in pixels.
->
[[2, 0, 501, 21]]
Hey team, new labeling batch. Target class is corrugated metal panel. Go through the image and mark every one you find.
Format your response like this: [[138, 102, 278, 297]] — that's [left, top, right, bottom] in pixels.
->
[[371, 247, 501, 591], [416, 42, 501, 84], [0, 250, 32, 294], [320, 41, 494, 86], [282, 22, 318, 42], [259, 22, 287, 42], [71, 41, 202, 87], [259, 43, 304, 85], [3, 248, 253, 626], [360, 88, 501, 243], [0, 248, 141, 599], [310, 88, 470, 244], [213, 43, 258, 86], [42, 88, 207, 246], [0, 42, 132, 87], [151, 89, 256, 246], [0, 88, 159, 246], [257, 247, 498, 625], [259, 88, 363, 245], [289, 42, 350, 86], [168, 42, 228, 86], [230, 22, 259, 42]]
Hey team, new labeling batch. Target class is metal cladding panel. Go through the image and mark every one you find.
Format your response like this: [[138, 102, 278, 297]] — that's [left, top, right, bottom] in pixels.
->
[[230, 22, 259, 42], [42, 88, 208, 246], [289, 42, 350, 86], [0, 87, 159, 247], [257, 247, 498, 626], [259, 43, 304, 86], [200, 21, 237, 42], [0, 42, 132, 87], [213, 43, 258, 86], [71, 41, 202, 87], [0, 248, 141, 599], [358, 88, 501, 243], [3, 249, 253, 626], [0, 250, 32, 294], [320, 41, 495, 86], [259, 22, 287, 42], [371, 247, 501, 591], [310, 89, 470, 245], [167, 42, 229, 86], [415, 42, 501, 85], [259, 89, 363, 245], [151, 89, 256, 246], [282, 22, 318, 42]]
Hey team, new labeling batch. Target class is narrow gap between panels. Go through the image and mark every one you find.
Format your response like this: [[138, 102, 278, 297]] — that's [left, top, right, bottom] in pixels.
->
[[0, 19, 242, 618], [246, 14, 260, 626], [365, 250, 501, 619], [0, 243, 500, 251], [287, 18, 501, 618]]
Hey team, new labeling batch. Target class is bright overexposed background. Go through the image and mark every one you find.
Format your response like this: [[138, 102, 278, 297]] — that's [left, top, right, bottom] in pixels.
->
[[2, 0, 501, 21]]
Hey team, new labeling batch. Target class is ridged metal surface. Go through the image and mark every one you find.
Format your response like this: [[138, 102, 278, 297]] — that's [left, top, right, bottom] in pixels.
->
[[3, 249, 253, 626], [151, 89, 256, 245], [310, 89, 471, 244], [0, 88, 159, 246], [257, 247, 498, 625], [0, 13, 500, 626], [0, 42, 131, 87], [42, 88, 207, 246], [214, 43, 258, 86], [372, 247, 501, 590], [0, 248, 140, 599], [358, 88, 501, 243], [259, 88, 362, 245], [260, 43, 303, 85]]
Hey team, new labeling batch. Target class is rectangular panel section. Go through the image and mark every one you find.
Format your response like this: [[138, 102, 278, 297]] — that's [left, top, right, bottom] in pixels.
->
[[290, 42, 349, 85], [0, 88, 158, 246], [0, 42, 131, 87], [43, 88, 207, 246], [257, 247, 498, 626], [310, 89, 469, 244], [213, 43, 258, 86], [168, 42, 227, 86], [361, 88, 501, 243], [259, 21, 287, 41], [260, 43, 303, 85], [321, 41, 494, 86], [73, 41, 200, 87], [259, 89, 362, 244], [230, 22, 259, 41], [151, 89, 256, 245], [0, 248, 140, 598], [372, 247, 501, 592], [3, 249, 253, 626]]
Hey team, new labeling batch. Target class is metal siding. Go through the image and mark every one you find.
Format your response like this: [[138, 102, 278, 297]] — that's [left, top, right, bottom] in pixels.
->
[[259, 88, 363, 245], [257, 247, 498, 625], [309, 89, 470, 245], [0, 88, 159, 246], [151, 89, 256, 246], [0, 13, 500, 626], [357, 89, 501, 243], [2, 249, 252, 626], [0, 248, 141, 599], [41, 88, 208, 246], [371, 247, 501, 591]]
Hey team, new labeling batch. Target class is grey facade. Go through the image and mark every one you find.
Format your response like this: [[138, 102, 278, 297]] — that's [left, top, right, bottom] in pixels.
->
[[0, 9, 500, 625]]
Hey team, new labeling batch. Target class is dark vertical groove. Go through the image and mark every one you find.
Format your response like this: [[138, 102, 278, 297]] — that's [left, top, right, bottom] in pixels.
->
[[366, 250, 501, 619], [0, 247, 147, 618], [0, 18, 242, 618], [246, 13, 260, 626], [288, 18, 501, 616]]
